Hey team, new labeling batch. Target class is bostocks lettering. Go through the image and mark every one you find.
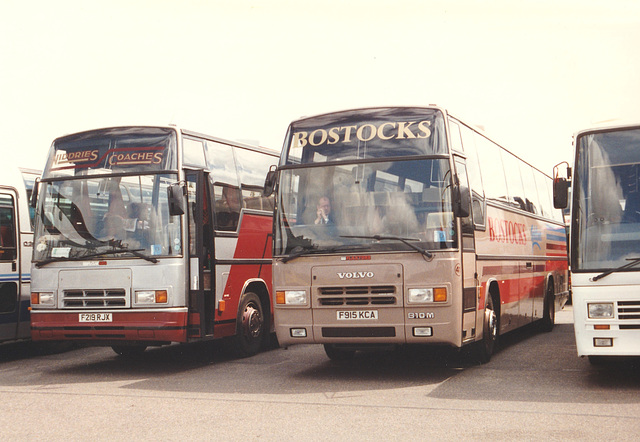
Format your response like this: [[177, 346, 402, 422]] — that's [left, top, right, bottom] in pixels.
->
[[293, 120, 432, 148], [488, 217, 527, 245]]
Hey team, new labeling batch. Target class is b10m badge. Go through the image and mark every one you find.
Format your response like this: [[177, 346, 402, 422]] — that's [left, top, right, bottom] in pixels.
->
[[407, 312, 434, 319]]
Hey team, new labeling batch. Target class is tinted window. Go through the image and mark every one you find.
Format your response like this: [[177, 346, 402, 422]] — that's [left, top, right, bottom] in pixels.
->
[[234, 147, 277, 211], [0, 194, 16, 261], [475, 134, 507, 203], [45, 127, 177, 178], [285, 107, 448, 165], [459, 125, 485, 226], [206, 141, 241, 231], [534, 170, 554, 219], [183, 137, 207, 167], [502, 151, 526, 210]]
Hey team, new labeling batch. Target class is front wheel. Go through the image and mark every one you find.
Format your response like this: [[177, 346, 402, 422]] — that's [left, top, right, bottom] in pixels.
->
[[476, 294, 498, 364], [112, 345, 147, 357], [230, 292, 265, 358], [588, 355, 613, 366], [324, 344, 356, 361]]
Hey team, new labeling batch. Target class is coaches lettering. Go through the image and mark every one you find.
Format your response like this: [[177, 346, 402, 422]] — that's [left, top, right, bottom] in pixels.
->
[[108, 151, 164, 166], [293, 120, 432, 148]]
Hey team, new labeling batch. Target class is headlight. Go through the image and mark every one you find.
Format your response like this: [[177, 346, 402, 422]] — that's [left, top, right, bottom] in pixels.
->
[[276, 290, 307, 305], [409, 287, 447, 303], [31, 292, 55, 306], [135, 290, 168, 304], [588, 303, 614, 319], [409, 288, 433, 303]]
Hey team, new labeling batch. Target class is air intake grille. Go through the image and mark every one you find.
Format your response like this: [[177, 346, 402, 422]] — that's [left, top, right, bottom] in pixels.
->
[[318, 285, 396, 306], [618, 301, 640, 320], [63, 289, 128, 308]]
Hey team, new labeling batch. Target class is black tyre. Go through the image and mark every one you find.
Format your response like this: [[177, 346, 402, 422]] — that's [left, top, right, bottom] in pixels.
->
[[112, 345, 147, 357], [476, 294, 498, 364], [588, 355, 610, 366], [231, 292, 265, 358], [324, 344, 356, 361], [539, 282, 555, 332]]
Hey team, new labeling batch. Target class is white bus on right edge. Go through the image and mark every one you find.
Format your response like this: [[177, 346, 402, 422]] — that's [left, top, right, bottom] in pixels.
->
[[555, 122, 640, 364]]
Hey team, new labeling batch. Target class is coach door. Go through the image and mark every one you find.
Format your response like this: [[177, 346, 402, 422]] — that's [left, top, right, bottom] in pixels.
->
[[454, 158, 478, 342], [0, 191, 19, 342], [186, 170, 215, 339]]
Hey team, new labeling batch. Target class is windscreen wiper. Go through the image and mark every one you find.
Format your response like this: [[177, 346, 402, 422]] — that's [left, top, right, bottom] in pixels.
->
[[281, 245, 318, 263], [591, 257, 640, 282], [280, 244, 370, 263], [109, 244, 159, 263], [35, 245, 158, 267], [340, 235, 433, 260]]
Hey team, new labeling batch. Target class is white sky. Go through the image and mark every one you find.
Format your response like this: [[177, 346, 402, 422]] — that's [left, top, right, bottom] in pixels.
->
[[1, 0, 639, 175]]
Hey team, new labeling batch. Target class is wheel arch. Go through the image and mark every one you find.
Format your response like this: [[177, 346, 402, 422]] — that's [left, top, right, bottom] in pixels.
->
[[544, 273, 556, 309], [539, 273, 556, 332], [486, 278, 501, 319], [241, 278, 272, 333]]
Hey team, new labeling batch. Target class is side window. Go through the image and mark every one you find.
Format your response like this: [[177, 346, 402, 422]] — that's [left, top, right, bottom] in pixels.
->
[[534, 170, 555, 220], [0, 283, 17, 314], [0, 194, 17, 261], [21, 170, 40, 228], [448, 120, 464, 152], [454, 158, 473, 235], [475, 134, 508, 204], [520, 165, 540, 215], [206, 141, 242, 231], [502, 151, 526, 211], [186, 177, 198, 256], [183, 137, 207, 167], [234, 148, 276, 211], [460, 125, 485, 228]]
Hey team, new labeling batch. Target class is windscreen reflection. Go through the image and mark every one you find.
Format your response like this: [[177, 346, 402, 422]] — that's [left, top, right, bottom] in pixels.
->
[[574, 128, 640, 271], [33, 174, 182, 262], [275, 159, 456, 256]]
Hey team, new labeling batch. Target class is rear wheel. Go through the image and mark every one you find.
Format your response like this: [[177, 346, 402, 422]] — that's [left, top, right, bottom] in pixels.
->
[[540, 282, 555, 332], [231, 292, 265, 358], [476, 294, 498, 363], [324, 344, 356, 361], [111, 345, 147, 357]]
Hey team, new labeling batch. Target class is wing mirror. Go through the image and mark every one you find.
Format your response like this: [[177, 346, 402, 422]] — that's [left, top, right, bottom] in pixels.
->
[[453, 181, 471, 218], [553, 162, 572, 209], [167, 183, 185, 216], [263, 165, 278, 197], [30, 177, 40, 208]]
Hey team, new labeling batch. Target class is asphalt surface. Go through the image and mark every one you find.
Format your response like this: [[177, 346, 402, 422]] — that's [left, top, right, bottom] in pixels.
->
[[1, 306, 639, 441]]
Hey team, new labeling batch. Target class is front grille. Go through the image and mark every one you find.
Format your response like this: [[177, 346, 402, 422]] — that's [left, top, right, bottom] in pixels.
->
[[63, 289, 128, 308], [618, 301, 640, 320], [322, 327, 396, 338], [318, 285, 396, 306]]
